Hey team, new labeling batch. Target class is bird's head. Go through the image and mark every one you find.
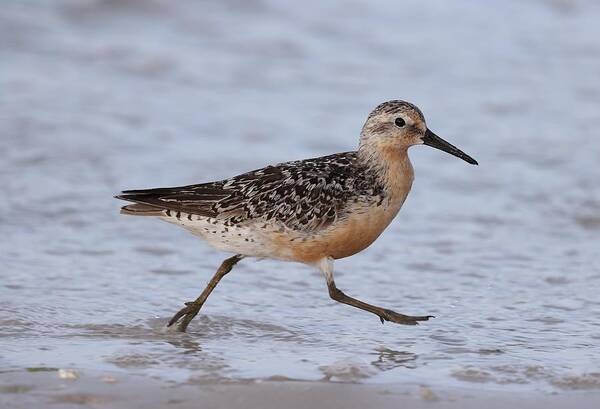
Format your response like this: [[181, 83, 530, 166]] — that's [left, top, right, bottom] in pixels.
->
[[360, 100, 478, 165]]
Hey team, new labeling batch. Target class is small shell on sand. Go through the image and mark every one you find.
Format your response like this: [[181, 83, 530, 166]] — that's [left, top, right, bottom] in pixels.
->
[[58, 369, 79, 380]]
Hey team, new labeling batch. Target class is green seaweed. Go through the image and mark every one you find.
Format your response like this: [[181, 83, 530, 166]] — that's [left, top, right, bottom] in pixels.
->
[[25, 367, 58, 373]]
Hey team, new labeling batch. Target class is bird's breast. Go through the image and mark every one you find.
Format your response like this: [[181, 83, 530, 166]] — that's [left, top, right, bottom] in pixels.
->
[[269, 187, 411, 263], [268, 154, 415, 263], [321, 197, 406, 260]]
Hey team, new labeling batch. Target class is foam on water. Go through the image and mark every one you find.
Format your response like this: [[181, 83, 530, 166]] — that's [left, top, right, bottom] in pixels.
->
[[1, 0, 600, 393]]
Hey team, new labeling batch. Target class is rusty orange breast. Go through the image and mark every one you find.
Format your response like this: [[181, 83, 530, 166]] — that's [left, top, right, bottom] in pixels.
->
[[267, 195, 407, 263], [268, 149, 414, 264]]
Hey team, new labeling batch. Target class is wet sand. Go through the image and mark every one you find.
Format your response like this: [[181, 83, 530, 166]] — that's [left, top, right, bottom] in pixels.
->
[[2, 370, 600, 409]]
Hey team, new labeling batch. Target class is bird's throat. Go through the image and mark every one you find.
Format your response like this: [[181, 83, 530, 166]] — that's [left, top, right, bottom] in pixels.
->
[[358, 145, 414, 199]]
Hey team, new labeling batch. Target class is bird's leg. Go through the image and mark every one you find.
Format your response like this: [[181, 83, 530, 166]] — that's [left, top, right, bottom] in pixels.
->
[[168, 254, 244, 332], [318, 257, 433, 325]]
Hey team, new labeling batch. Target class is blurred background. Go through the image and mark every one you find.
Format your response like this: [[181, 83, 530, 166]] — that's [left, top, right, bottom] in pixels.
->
[[1, 0, 599, 396]]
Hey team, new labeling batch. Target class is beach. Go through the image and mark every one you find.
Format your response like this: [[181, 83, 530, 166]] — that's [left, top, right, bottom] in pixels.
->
[[3, 370, 600, 409]]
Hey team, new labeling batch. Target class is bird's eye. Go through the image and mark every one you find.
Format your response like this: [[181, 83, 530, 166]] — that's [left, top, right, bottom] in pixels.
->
[[394, 117, 406, 127]]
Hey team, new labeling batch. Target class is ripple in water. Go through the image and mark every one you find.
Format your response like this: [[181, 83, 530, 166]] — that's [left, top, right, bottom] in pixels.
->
[[1, 0, 600, 395]]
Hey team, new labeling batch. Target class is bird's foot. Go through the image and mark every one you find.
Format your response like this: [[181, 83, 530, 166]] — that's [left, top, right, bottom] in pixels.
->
[[167, 301, 201, 332], [378, 309, 434, 325]]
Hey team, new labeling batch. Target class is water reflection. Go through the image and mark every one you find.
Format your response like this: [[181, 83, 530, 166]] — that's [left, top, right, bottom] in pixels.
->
[[370, 347, 418, 371]]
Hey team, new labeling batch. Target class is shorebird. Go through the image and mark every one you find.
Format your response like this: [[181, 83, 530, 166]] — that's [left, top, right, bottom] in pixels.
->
[[116, 100, 477, 332]]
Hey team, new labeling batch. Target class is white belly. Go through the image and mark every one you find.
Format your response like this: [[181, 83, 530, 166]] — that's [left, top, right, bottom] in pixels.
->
[[159, 212, 282, 258]]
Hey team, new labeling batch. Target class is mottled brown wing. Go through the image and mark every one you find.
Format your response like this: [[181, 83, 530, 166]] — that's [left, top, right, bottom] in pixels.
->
[[116, 152, 380, 232]]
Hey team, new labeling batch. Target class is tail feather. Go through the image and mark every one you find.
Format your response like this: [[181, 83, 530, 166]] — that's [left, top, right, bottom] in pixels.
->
[[120, 203, 165, 216]]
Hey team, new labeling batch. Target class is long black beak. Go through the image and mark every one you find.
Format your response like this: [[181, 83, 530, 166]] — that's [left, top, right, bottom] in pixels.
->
[[422, 129, 478, 165]]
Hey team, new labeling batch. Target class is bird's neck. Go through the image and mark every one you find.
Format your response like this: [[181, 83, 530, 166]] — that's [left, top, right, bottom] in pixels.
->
[[357, 144, 414, 199]]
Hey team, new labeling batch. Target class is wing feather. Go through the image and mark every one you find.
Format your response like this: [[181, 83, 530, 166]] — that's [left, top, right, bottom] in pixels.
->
[[115, 152, 384, 231]]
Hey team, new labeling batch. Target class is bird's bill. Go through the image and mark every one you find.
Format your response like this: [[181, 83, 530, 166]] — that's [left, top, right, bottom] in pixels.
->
[[422, 129, 478, 165]]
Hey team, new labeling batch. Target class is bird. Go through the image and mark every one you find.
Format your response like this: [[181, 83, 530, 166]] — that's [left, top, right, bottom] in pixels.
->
[[115, 100, 477, 332]]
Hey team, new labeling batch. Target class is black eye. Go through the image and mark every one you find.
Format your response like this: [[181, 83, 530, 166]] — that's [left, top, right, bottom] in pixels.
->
[[394, 117, 406, 127]]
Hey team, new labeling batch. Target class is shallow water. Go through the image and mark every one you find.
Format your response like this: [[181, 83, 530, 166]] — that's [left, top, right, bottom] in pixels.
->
[[1, 0, 600, 394]]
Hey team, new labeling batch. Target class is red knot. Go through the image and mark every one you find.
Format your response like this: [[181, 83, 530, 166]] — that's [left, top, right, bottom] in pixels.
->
[[116, 100, 478, 332]]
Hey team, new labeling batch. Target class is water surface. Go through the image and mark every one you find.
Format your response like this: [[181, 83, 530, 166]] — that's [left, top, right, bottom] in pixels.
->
[[1, 0, 600, 393]]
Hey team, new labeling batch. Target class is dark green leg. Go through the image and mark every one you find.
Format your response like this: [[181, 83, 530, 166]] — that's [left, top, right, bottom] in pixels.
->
[[167, 254, 244, 332]]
